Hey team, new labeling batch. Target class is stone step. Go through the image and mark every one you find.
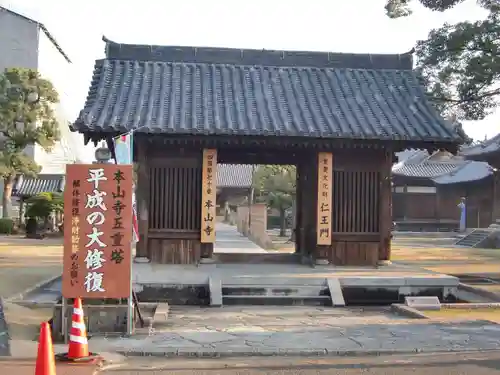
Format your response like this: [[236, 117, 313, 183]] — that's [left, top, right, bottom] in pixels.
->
[[222, 295, 331, 306], [222, 285, 329, 297]]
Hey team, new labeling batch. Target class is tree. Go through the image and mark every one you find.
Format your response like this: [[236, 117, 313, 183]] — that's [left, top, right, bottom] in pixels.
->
[[253, 165, 296, 237], [25, 192, 64, 221], [385, 0, 500, 121], [25, 192, 63, 236], [0, 68, 61, 218]]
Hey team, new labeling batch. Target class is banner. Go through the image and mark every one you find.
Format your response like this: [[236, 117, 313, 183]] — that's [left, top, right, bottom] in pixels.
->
[[201, 149, 217, 243], [114, 133, 139, 243], [63, 164, 133, 298], [317, 152, 333, 245]]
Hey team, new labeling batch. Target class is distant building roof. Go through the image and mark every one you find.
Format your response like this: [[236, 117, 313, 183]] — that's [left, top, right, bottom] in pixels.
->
[[392, 149, 493, 183], [72, 37, 461, 147], [0, 6, 71, 63], [433, 161, 494, 185], [392, 161, 462, 178], [12, 174, 65, 197], [460, 133, 500, 158], [217, 164, 253, 188]]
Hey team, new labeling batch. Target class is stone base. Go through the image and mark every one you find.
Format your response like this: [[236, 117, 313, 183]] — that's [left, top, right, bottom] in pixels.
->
[[377, 260, 392, 266], [134, 257, 151, 264], [314, 259, 329, 266], [199, 257, 216, 264]]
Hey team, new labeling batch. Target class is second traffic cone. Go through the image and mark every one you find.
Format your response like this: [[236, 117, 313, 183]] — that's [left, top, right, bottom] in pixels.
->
[[35, 322, 56, 375], [67, 298, 89, 359]]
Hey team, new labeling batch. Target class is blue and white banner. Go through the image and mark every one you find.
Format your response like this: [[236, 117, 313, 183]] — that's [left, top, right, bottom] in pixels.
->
[[114, 133, 139, 243]]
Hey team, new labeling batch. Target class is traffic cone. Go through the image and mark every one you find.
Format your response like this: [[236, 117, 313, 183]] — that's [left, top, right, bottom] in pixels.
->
[[67, 298, 89, 359], [35, 322, 56, 375]]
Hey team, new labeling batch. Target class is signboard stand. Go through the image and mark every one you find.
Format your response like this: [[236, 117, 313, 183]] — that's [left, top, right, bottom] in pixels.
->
[[61, 297, 67, 343], [62, 164, 134, 335]]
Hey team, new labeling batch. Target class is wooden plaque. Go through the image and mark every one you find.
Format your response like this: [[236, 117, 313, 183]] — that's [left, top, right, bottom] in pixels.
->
[[201, 149, 217, 243], [317, 152, 333, 245]]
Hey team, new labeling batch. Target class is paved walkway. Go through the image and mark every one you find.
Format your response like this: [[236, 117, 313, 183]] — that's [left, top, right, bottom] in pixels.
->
[[88, 306, 500, 357], [0, 360, 101, 375], [214, 223, 267, 253]]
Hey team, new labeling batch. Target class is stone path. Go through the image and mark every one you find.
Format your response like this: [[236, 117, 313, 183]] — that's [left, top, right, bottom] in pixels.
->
[[88, 306, 500, 357], [214, 223, 268, 253]]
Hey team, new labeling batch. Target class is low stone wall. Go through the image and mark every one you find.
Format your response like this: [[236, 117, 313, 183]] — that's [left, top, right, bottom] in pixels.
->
[[236, 204, 273, 249]]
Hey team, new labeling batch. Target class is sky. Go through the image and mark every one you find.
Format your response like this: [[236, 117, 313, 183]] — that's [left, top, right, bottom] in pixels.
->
[[1, 0, 498, 156]]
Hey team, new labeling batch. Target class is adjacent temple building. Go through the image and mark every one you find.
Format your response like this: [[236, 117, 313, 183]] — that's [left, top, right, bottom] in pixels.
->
[[71, 37, 463, 266], [392, 148, 495, 232]]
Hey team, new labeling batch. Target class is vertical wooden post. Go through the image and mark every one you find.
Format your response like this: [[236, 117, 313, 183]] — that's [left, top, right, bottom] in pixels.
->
[[378, 149, 392, 265], [201, 149, 217, 243], [136, 140, 150, 260]]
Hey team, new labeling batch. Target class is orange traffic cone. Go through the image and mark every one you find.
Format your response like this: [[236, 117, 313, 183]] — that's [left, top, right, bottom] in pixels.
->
[[35, 322, 56, 375], [67, 298, 89, 359]]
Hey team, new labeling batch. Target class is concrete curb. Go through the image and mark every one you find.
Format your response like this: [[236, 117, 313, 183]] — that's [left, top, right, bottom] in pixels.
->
[[0, 298, 10, 356], [5, 274, 61, 303], [390, 304, 428, 319], [112, 347, 500, 358], [458, 283, 500, 302], [441, 302, 500, 309]]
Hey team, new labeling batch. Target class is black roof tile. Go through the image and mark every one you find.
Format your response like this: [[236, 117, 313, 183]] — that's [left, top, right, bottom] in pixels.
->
[[217, 164, 254, 188], [12, 174, 65, 197], [72, 39, 461, 144]]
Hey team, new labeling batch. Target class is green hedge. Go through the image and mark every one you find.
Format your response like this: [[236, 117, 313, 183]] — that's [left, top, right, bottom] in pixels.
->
[[0, 218, 14, 234]]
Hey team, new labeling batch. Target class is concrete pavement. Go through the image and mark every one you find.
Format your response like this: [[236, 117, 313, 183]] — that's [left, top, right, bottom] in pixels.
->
[[88, 306, 500, 357], [100, 351, 500, 374], [214, 223, 268, 253]]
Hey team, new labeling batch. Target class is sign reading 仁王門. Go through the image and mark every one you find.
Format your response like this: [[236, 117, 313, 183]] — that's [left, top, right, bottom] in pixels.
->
[[317, 152, 332, 245], [62, 164, 133, 299]]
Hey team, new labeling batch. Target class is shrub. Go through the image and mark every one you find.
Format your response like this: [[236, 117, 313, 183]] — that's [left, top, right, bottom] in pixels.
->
[[0, 218, 14, 234]]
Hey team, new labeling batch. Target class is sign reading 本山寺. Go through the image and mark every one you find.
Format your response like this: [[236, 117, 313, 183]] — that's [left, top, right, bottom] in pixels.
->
[[201, 149, 217, 243], [62, 164, 133, 299], [317, 152, 333, 245]]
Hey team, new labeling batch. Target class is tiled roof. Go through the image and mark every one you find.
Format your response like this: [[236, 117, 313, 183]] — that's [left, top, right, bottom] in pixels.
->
[[12, 174, 65, 197], [217, 164, 254, 188], [72, 39, 461, 144], [433, 161, 493, 185], [460, 133, 500, 158], [392, 161, 463, 178], [395, 149, 429, 163]]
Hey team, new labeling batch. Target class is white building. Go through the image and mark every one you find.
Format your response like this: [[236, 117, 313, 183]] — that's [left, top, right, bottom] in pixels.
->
[[0, 5, 86, 212]]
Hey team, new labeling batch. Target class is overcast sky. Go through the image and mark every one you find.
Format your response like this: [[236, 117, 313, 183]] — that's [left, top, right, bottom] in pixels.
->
[[2, 0, 498, 157]]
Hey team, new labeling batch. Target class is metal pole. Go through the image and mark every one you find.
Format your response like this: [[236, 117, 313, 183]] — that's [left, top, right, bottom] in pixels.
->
[[61, 298, 67, 344], [129, 242, 134, 329]]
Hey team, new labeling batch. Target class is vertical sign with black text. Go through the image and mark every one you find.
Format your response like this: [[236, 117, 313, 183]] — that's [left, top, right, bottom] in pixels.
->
[[317, 152, 333, 245], [201, 149, 217, 243]]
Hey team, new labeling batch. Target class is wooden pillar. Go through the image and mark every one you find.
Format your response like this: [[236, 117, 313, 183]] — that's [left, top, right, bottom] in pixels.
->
[[135, 140, 150, 261], [296, 153, 316, 263], [378, 149, 392, 265], [493, 170, 500, 223]]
